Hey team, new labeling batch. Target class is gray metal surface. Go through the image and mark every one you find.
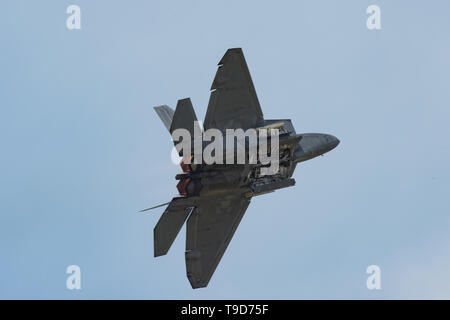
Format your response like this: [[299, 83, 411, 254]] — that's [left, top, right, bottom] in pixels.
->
[[170, 98, 199, 136], [153, 197, 194, 257], [203, 48, 264, 132], [185, 193, 250, 288], [148, 48, 340, 289], [153, 105, 174, 132]]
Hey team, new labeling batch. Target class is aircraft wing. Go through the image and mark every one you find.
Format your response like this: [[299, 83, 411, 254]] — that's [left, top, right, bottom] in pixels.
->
[[185, 192, 251, 288], [203, 48, 264, 133]]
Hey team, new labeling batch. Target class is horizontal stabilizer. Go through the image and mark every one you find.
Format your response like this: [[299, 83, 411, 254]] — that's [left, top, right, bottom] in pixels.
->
[[154, 197, 194, 257]]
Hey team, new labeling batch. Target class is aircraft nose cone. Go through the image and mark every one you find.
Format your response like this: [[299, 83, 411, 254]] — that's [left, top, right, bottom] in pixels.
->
[[326, 134, 340, 151], [332, 135, 340, 147]]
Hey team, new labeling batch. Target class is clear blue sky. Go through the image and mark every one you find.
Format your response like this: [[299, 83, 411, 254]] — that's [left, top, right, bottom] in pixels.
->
[[1, 0, 450, 299]]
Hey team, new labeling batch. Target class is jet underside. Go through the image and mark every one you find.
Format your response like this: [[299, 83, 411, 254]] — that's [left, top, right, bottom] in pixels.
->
[[149, 48, 339, 289]]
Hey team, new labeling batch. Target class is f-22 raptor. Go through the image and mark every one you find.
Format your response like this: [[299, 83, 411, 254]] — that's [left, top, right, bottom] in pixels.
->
[[147, 48, 340, 289]]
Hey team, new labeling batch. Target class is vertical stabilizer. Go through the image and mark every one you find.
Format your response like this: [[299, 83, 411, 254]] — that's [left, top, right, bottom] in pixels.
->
[[170, 98, 200, 136], [154, 105, 175, 132]]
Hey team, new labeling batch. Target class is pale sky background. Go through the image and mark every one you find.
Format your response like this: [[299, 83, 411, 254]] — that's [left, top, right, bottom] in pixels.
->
[[1, 0, 450, 299]]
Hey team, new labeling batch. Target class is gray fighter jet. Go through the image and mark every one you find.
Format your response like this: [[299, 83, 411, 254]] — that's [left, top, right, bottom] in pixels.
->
[[147, 48, 339, 289]]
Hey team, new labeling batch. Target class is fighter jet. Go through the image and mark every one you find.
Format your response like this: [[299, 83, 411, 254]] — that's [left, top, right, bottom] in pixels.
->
[[146, 48, 340, 289]]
